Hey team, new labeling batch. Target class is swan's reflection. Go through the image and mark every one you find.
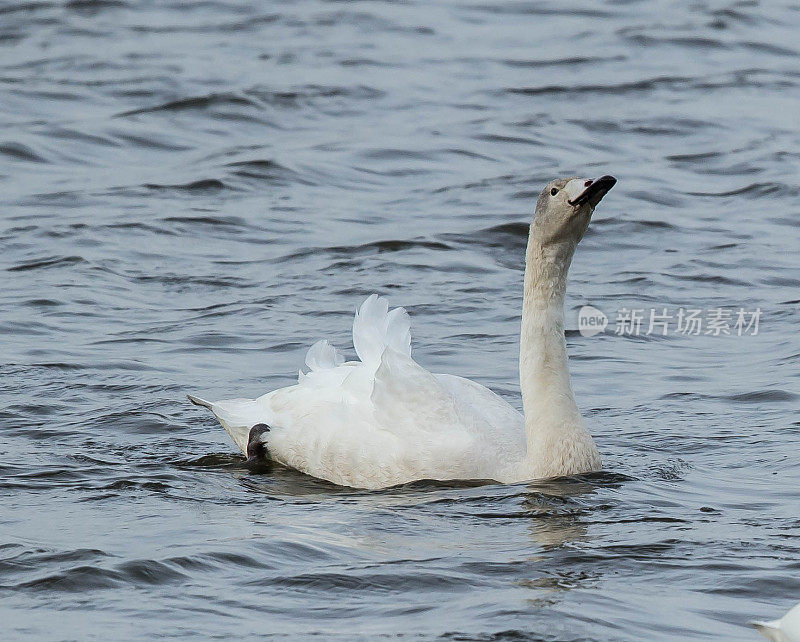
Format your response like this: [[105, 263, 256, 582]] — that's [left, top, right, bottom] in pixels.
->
[[233, 466, 627, 603], [519, 475, 599, 550], [514, 473, 628, 603]]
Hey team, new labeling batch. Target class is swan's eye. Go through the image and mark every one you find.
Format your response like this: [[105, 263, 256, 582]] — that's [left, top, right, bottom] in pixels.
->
[[550, 188, 559, 196]]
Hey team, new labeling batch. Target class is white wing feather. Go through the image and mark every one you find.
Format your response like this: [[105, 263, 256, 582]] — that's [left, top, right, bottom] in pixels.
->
[[304, 339, 345, 372], [352, 294, 411, 365]]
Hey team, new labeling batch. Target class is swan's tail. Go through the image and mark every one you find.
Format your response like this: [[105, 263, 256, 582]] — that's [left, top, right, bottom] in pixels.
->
[[187, 394, 267, 456], [352, 294, 411, 365], [187, 394, 213, 409], [749, 619, 784, 641]]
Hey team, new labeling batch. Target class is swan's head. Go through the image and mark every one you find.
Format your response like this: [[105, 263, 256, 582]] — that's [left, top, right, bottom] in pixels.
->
[[532, 175, 616, 247]]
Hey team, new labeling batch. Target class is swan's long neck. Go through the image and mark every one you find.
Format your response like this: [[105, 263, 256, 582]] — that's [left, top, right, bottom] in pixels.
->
[[519, 235, 583, 451]]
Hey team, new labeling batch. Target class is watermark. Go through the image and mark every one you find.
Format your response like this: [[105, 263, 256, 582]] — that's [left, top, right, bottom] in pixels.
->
[[578, 305, 608, 337], [578, 305, 761, 337]]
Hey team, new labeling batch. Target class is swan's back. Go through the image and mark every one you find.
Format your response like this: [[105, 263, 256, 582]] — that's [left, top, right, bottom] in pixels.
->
[[193, 295, 524, 489]]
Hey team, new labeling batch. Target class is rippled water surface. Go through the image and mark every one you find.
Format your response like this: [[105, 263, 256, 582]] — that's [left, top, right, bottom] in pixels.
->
[[2, 1, 800, 639]]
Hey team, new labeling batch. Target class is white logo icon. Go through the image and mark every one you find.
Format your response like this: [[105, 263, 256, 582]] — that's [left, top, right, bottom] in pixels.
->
[[578, 305, 608, 337]]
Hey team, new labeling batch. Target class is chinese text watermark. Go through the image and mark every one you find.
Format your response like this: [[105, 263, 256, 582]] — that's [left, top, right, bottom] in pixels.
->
[[578, 306, 761, 338]]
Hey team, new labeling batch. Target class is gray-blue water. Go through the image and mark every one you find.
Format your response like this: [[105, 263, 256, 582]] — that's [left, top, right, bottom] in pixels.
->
[[2, 1, 799, 639]]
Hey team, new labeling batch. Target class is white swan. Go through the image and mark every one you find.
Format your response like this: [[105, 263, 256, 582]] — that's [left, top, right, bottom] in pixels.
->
[[188, 175, 617, 489], [752, 601, 800, 642]]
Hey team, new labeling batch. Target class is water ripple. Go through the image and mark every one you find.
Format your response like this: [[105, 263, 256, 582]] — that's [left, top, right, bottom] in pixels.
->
[[2, 0, 799, 639]]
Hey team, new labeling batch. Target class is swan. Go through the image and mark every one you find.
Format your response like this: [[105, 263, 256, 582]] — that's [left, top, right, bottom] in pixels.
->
[[752, 601, 800, 642], [188, 175, 617, 489]]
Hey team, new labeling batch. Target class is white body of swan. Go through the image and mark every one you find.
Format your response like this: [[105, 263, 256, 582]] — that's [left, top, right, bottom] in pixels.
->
[[189, 175, 616, 489], [752, 601, 800, 642]]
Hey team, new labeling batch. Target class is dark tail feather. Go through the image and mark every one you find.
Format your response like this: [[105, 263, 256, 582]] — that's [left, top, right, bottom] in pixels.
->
[[247, 424, 271, 461]]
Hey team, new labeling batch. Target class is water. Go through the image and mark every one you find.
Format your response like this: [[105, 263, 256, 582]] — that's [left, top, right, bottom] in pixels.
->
[[2, 0, 799, 639]]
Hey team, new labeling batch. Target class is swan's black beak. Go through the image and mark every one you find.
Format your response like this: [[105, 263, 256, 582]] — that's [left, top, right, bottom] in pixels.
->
[[568, 175, 617, 207]]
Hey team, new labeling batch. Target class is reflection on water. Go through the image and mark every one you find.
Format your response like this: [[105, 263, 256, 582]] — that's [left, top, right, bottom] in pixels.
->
[[522, 480, 595, 551], [518, 476, 617, 607]]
